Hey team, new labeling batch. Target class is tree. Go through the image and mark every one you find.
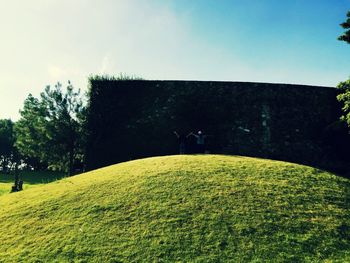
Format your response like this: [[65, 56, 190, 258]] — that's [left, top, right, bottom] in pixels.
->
[[15, 81, 86, 175], [338, 11, 350, 44], [0, 119, 15, 173], [337, 11, 350, 131], [337, 80, 350, 129]]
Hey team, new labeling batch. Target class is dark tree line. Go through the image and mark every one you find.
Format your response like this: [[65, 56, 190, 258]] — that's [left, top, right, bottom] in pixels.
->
[[0, 119, 16, 173]]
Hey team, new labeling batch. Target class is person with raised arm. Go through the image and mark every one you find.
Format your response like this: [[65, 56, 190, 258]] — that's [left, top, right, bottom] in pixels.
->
[[189, 131, 209, 154], [173, 131, 192, 154]]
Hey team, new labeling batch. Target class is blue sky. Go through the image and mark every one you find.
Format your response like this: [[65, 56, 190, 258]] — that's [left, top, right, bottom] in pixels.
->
[[1, 0, 350, 120]]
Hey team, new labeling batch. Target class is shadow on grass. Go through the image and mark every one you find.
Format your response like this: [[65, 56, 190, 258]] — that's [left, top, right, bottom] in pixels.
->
[[0, 171, 66, 185]]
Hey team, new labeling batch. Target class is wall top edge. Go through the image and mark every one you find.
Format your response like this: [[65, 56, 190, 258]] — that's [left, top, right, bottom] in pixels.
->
[[92, 79, 335, 89]]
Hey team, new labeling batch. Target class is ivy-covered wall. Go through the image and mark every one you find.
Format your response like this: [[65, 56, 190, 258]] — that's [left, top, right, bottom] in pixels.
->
[[86, 80, 350, 173]]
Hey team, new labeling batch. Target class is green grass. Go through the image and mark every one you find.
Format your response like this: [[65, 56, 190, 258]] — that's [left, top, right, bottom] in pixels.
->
[[0, 170, 66, 196], [0, 155, 349, 262]]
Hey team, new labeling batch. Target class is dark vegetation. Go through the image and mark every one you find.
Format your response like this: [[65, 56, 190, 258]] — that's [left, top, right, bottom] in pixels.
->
[[0, 119, 16, 173], [1, 77, 350, 179], [86, 79, 350, 173], [338, 10, 350, 44]]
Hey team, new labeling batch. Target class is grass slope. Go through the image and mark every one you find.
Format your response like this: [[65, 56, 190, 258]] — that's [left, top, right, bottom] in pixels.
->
[[0, 171, 65, 197], [0, 155, 349, 262]]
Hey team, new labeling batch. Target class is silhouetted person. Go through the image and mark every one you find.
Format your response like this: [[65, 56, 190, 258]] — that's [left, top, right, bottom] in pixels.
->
[[190, 131, 208, 153], [11, 185, 17, 192], [18, 180, 23, 191], [11, 167, 20, 192], [173, 131, 191, 154], [10, 165, 24, 193]]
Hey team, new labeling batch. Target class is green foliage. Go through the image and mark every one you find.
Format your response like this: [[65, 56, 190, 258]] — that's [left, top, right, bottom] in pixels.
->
[[89, 73, 143, 82], [337, 79, 350, 129], [338, 11, 350, 44], [336, 11, 350, 150], [15, 81, 86, 175], [0, 155, 350, 261], [15, 95, 45, 160]]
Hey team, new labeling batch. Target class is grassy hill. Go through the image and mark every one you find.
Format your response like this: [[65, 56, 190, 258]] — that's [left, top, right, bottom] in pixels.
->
[[0, 171, 65, 197], [0, 155, 349, 262]]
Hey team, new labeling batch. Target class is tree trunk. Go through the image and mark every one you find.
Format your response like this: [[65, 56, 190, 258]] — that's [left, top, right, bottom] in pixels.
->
[[14, 164, 19, 189]]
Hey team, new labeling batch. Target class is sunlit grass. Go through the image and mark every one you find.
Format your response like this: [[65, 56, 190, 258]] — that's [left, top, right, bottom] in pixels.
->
[[0, 155, 349, 262], [0, 170, 66, 196]]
